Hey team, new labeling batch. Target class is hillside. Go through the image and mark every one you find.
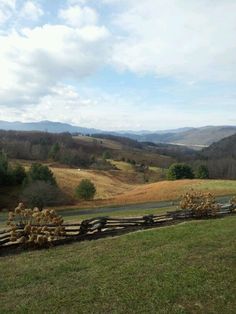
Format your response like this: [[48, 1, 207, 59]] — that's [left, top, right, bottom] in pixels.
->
[[1, 216, 235, 313], [201, 133, 236, 159], [194, 133, 236, 179], [0, 130, 175, 170], [52, 169, 236, 207], [1, 120, 236, 148], [125, 126, 236, 148]]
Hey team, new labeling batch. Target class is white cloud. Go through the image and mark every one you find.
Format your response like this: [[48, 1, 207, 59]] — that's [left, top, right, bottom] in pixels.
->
[[1, 84, 234, 131], [0, 0, 16, 24], [59, 5, 98, 28], [0, 23, 110, 106], [0, 0, 235, 130], [20, 1, 43, 21], [111, 0, 236, 81]]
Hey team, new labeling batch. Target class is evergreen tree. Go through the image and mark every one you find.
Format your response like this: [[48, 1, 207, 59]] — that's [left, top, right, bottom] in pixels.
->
[[196, 165, 209, 179], [167, 163, 194, 180], [26, 163, 57, 186], [75, 179, 96, 200]]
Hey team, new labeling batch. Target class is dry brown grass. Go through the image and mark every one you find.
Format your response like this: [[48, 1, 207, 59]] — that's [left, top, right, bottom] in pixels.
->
[[73, 135, 123, 150], [107, 179, 236, 205], [52, 166, 236, 209], [8, 160, 236, 210], [52, 167, 136, 200]]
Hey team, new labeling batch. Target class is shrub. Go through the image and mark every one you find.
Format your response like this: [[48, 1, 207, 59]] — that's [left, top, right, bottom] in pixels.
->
[[75, 179, 96, 200], [26, 163, 56, 186], [180, 190, 220, 217], [196, 165, 209, 179], [102, 151, 111, 160], [7, 203, 65, 245], [230, 196, 236, 211], [167, 163, 194, 180], [0, 152, 26, 186], [21, 181, 64, 210], [12, 164, 27, 184]]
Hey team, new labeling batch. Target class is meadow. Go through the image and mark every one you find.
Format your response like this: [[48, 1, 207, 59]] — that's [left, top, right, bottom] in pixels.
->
[[52, 163, 236, 208], [0, 216, 235, 313]]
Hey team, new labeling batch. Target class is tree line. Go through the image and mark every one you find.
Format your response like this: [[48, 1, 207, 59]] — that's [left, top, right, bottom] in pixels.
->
[[0, 131, 103, 168], [0, 151, 96, 209]]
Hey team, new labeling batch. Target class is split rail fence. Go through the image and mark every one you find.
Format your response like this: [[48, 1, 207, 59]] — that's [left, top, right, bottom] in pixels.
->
[[0, 203, 235, 252]]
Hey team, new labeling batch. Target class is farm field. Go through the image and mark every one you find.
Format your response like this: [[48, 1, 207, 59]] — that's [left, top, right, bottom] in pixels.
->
[[0, 216, 235, 313]]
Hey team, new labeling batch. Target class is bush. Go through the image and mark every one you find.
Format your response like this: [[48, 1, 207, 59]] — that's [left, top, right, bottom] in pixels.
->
[[12, 164, 27, 184], [167, 163, 194, 180], [21, 181, 64, 210], [75, 179, 96, 200], [102, 151, 111, 160], [0, 152, 26, 186], [26, 163, 57, 186], [196, 165, 209, 179]]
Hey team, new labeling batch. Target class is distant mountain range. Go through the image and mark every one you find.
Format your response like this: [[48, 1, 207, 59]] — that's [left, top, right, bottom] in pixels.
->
[[0, 120, 236, 148], [0, 120, 101, 134], [124, 126, 236, 148]]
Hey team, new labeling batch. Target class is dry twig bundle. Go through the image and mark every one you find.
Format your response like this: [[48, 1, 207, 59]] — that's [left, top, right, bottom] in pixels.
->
[[180, 191, 220, 217], [7, 203, 65, 245]]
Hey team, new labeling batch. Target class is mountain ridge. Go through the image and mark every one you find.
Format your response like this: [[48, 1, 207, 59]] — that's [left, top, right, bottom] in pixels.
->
[[0, 120, 235, 148]]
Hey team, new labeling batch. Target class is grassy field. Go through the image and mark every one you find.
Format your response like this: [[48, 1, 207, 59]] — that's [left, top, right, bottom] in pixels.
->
[[73, 135, 123, 150], [49, 165, 236, 207], [4, 160, 236, 210], [108, 159, 135, 172], [97, 179, 236, 207], [53, 167, 134, 200], [0, 216, 235, 313]]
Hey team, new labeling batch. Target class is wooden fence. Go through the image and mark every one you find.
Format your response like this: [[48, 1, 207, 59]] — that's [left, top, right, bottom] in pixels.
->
[[0, 203, 235, 253]]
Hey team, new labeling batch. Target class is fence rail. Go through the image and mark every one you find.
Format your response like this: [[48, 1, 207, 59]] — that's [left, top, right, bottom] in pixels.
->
[[0, 203, 235, 253]]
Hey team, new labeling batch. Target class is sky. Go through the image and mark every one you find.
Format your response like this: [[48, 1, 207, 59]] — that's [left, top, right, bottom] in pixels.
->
[[0, 0, 235, 131]]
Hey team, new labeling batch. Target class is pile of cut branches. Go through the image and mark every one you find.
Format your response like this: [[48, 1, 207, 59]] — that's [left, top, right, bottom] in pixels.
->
[[180, 191, 220, 217], [7, 203, 65, 245]]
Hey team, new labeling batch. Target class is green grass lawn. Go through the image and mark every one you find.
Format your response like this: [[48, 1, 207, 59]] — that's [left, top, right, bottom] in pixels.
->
[[193, 180, 236, 193], [0, 216, 235, 314]]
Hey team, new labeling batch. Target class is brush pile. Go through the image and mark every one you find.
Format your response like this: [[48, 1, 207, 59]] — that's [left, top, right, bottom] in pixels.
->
[[180, 191, 220, 217], [230, 196, 236, 208], [7, 203, 65, 245]]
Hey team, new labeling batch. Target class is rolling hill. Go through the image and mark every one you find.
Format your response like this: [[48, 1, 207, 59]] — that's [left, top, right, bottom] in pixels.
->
[[124, 126, 236, 148], [201, 132, 236, 159], [193, 133, 236, 179], [1, 120, 235, 148]]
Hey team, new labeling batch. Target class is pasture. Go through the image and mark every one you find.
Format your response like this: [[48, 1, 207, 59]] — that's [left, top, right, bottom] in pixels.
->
[[51, 164, 236, 207]]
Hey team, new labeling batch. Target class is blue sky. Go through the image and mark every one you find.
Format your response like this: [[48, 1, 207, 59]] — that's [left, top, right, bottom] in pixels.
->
[[0, 0, 235, 131]]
